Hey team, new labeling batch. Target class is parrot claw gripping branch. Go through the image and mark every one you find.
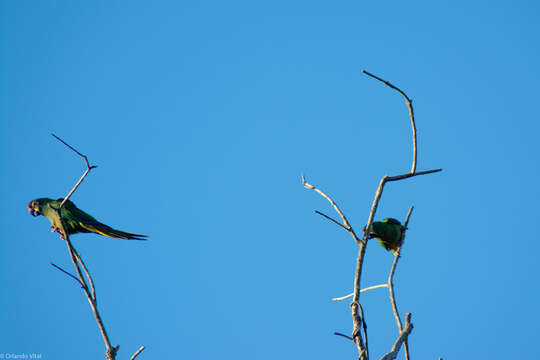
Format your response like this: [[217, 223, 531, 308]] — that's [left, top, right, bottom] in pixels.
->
[[302, 71, 442, 360], [29, 134, 145, 360]]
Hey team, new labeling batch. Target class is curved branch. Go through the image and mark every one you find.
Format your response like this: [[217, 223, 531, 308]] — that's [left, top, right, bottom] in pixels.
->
[[303, 73, 441, 360], [387, 206, 414, 360], [362, 70, 417, 173], [302, 174, 367, 358], [302, 174, 362, 244], [379, 313, 414, 360]]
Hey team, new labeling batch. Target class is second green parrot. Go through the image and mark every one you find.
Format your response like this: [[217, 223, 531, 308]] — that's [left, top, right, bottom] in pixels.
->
[[363, 218, 404, 254], [28, 197, 147, 240]]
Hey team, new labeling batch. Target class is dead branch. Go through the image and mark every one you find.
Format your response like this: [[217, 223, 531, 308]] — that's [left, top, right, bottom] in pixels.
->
[[302, 71, 441, 359], [51, 133, 97, 209], [334, 332, 354, 341], [350, 71, 440, 359], [332, 284, 388, 301], [379, 313, 414, 360], [387, 206, 414, 360], [302, 175, 367, 358], [314, 210, 349, 231], [49, 134, 144, 360], [50, 207, 116, 359], [130, 346, 146, 360], [362, 70, 417, 174], [51, 262, 83, 286], [302, 175, 360, 243]]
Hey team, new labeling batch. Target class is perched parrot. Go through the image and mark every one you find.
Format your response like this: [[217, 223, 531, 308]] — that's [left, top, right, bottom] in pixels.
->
[[363, 218, 404, 254], [28, 198, 148, 240]]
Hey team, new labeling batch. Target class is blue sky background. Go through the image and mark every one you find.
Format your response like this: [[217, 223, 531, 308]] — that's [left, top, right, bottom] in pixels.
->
[[2, 1, 540, 359]]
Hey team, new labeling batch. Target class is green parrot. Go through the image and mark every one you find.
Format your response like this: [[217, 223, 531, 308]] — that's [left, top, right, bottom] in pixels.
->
[[28, 198, 147, 240], [363, 218, 404, 254]]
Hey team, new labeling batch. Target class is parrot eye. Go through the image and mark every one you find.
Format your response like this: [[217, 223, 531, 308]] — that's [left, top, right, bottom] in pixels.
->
[[28, 202, 40, 217]]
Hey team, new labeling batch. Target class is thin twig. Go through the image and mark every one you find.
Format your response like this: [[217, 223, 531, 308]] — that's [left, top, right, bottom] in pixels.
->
[[51, 134, 97, 209], [51, 262, 83, 286], [332, 284, 388, 301], [362, 70, 417, 173], [51, 133, 94, 168], [379, 313, 414, 360], [334, 332, 354, 341], [387, 169, 442, 181], [301, 174, 367, 358], [387, 206, 414, 360], [314, 210, 349, 231], [302, 175, 357, 237], [129, 345, 146, 360], [74, 250, 97, 302], [359, 303, 369, 359]]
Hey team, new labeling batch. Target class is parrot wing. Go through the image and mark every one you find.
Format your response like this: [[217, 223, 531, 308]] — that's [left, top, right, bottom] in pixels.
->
[[60, 199, 148, 240]]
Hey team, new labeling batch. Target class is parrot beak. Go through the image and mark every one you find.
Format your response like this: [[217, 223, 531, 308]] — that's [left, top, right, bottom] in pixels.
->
[[28, 203, 39, 217]]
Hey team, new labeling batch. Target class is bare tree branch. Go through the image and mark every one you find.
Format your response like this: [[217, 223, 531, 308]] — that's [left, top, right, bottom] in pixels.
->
[[48, 134, 144, 360], [302, 174, 367, 358], [51, 134, 97, 209], [50, 207, 117, 359], [359, 303, 369, 359], [303, 72, 441, 359], [302, 175, 358, 239], [314, 210, 349, 231], [129, 345, 146, 360], [362, 70, 417, 174], [332, 284, 388, 301], [387, 169, 442, 182], [334, 332, 354, 341], [51, 262, 83, 286], [74, 250, 97, 302], [379, 313, 414, 360], [387, 206, 414, 360]]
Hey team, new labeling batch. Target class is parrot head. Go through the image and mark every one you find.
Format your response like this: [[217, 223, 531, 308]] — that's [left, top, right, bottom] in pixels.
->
[[27, 198, 51, 217], [28, 199, 41, 217]]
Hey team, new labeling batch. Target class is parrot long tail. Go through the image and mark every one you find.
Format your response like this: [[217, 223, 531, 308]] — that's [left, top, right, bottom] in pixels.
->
[[79, 222, 148, 240]]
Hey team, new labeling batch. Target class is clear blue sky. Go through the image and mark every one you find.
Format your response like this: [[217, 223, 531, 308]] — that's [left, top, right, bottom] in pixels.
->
[[2, 1, 539, 359]]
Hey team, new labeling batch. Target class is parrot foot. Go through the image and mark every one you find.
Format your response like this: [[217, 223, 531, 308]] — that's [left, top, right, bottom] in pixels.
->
[[51, 226, 66, 239]]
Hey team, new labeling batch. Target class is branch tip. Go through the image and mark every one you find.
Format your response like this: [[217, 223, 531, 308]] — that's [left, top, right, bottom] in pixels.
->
[[334, 332, 354, 341], [129, 345, 146, 360]]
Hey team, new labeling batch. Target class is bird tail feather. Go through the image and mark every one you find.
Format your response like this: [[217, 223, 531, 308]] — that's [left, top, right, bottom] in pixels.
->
[[81, 223, 148, 240]]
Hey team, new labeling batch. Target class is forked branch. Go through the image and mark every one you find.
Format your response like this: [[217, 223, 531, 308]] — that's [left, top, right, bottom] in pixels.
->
[[303, 71, 441, 359], [387, 206, 414, 360], [302, 175, 367, 358], [50, 208, 116, 359], [379, 313, 414, 360], [302, 175, 362, 245], [51, 133, 97, 209], [49, 134, 144, 360]]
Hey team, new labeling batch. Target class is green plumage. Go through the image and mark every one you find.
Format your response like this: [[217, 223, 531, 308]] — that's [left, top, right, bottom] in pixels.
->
[[28, 198, 147, 240], [365, 218, 404, 254]]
